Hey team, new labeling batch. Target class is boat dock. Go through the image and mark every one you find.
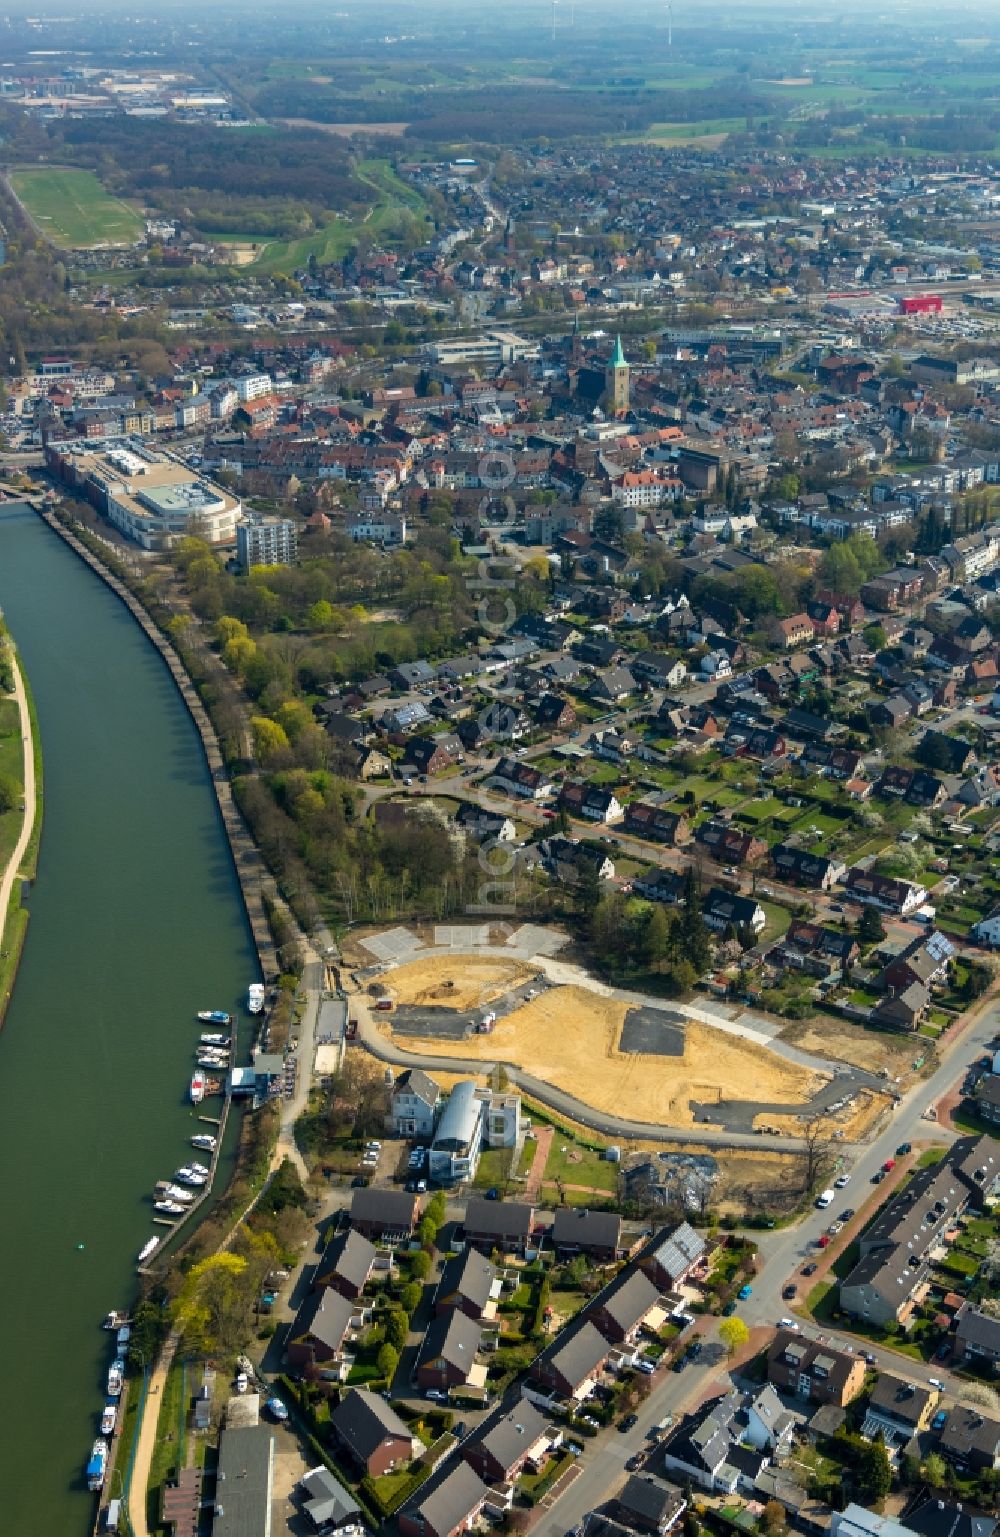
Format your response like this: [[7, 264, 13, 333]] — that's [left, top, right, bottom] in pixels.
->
[[136, 1034, 237, 1275], [137, 1086, 232, 1274]]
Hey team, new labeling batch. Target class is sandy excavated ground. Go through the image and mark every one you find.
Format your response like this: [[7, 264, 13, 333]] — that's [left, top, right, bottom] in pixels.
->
[[383, 954, 538, 1011], [780, 1018, 916, 1080], [389, 985, 822, 1128], [758, 1088, 893, 1143]]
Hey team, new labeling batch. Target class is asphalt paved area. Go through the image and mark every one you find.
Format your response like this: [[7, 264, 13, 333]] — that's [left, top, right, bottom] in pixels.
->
[[619, 1005, 685, 1057], [359, 925, 425, 962], [392, 1004, 474, 1040]]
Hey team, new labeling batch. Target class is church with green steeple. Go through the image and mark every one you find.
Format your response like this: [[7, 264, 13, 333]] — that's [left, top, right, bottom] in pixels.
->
[[605, 333, 630, 416]]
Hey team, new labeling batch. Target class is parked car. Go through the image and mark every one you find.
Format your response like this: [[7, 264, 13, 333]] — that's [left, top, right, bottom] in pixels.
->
[[896, 1142, 912, 1156], [882, 1158, 896, 1172], [425, 1389, 449, 1402], [834, 1174, 851, 1188], [801, 1263, 817, 1277], [778, 1318, 799, 1332], [619, 1413, 639, 1433], [722, 1300, 737, 1316], [782, 1284, 797, 1300], [636, 1359, 656, 1375], [817, 1234, 831, 1248], [839, 1209, 855, 1221], [687, 1340, 703, 1359], [931, 1410, 948, 1431], [737, 1284, 753, 1300], [827, 1221, 844, 1236], [625, 1453, 644, 1471]]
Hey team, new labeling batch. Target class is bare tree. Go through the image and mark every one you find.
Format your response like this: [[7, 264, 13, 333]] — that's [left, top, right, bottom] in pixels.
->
[[799, 1115, 835, 1196]]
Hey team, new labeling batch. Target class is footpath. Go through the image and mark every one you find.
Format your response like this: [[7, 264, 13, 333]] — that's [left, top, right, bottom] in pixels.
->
[[0, 650, 36, 993]]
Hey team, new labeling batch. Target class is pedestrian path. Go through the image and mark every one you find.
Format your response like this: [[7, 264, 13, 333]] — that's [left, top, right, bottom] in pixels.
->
[[0, 650, 36, 951]]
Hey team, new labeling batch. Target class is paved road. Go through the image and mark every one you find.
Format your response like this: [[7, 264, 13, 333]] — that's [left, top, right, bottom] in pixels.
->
[[534, 996, 1000, 1535], [0, 648, 36, 950]]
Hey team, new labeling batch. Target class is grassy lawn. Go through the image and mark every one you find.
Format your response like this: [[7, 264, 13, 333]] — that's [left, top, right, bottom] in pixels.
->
[[0, 695, 24, 876], [543, 1137, 619, 1193], [760, 900, 793, 945], [11, 167, 143, 247], [472, 1146, 516, 1190]]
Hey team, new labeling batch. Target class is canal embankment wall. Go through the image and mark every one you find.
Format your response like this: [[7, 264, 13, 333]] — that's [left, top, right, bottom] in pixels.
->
[[34, 506, 280, 983]]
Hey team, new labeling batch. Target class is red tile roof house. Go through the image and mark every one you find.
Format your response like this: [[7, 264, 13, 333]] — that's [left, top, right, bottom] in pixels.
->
[[776, 613, 815, 649]]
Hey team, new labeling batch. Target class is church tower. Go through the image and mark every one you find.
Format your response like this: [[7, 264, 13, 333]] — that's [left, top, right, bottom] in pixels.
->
[[606, 333, 630, 416]]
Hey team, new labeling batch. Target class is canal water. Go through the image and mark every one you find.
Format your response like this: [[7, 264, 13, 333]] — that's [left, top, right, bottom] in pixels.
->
[[0, 504, 257, 1532]]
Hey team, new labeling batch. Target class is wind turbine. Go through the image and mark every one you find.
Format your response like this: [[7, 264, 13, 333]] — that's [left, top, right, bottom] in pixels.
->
[[551, 0, 558, 41], [667, 0, 673, 49]]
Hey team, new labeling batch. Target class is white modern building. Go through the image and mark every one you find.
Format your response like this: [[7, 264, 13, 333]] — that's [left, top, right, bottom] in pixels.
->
[[237, 518, 299, 570]]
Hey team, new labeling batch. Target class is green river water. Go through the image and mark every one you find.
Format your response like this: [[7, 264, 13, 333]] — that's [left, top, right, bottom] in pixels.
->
[[0, 504, 258, 1533]]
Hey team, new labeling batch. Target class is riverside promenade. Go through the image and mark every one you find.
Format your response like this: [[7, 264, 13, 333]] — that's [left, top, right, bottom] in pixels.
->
[[0, 646, 37, 1023]]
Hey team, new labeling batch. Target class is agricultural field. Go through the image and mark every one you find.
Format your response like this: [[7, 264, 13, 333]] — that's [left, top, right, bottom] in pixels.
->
[[9, 168, 143, 248]]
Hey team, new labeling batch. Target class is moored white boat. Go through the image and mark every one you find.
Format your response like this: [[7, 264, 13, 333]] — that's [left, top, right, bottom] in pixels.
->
[[191, 1134, 217, 1152], [86, 1437, 109, 1492], [247, 982, 265, 1014], [199, 1033, 230, 1047], [107, 1359, 124, 1398], [164, 1184, 195, 1204], [198, 1010, 232, 1024], [174, 1167, 208, 1187], [137, 1236, 160, 1265], [100, 1402, 117, 1437], [154, 1199, 185, 1215], [189, 1070, 205, 1104]]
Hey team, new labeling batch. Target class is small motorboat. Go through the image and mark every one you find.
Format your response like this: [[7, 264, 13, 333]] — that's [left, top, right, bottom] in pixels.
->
[[100, 1402, 117, 1437], [248, 983, 265, 1014], [137, 1236, 160, 1265], [199, 1033, 231, 1047], [103, 1311, 130, 1332], [190, 1071, 205, 1105], [174, 1168, 207, 1188], [87, 1437, 109, 1492], [154, 1200, 185, 1215], [197, 1010, 232, 1025], [107, 1359, 124, 1398], [164, 1184, 195, 1204], [191, 1134, 217, 1152]]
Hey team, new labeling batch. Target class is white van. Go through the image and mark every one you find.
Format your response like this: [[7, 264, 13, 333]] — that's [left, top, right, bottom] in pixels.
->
[[816, 1189, 835, 1209]]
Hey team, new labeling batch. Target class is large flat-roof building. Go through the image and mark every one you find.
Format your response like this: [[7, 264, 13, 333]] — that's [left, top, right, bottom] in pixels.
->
[[46, 438, 242, 550], [212, 1423, 274, 1537]]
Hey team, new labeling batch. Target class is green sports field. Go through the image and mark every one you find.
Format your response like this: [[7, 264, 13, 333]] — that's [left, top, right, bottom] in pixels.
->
[[10, 168, 143, 248]]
